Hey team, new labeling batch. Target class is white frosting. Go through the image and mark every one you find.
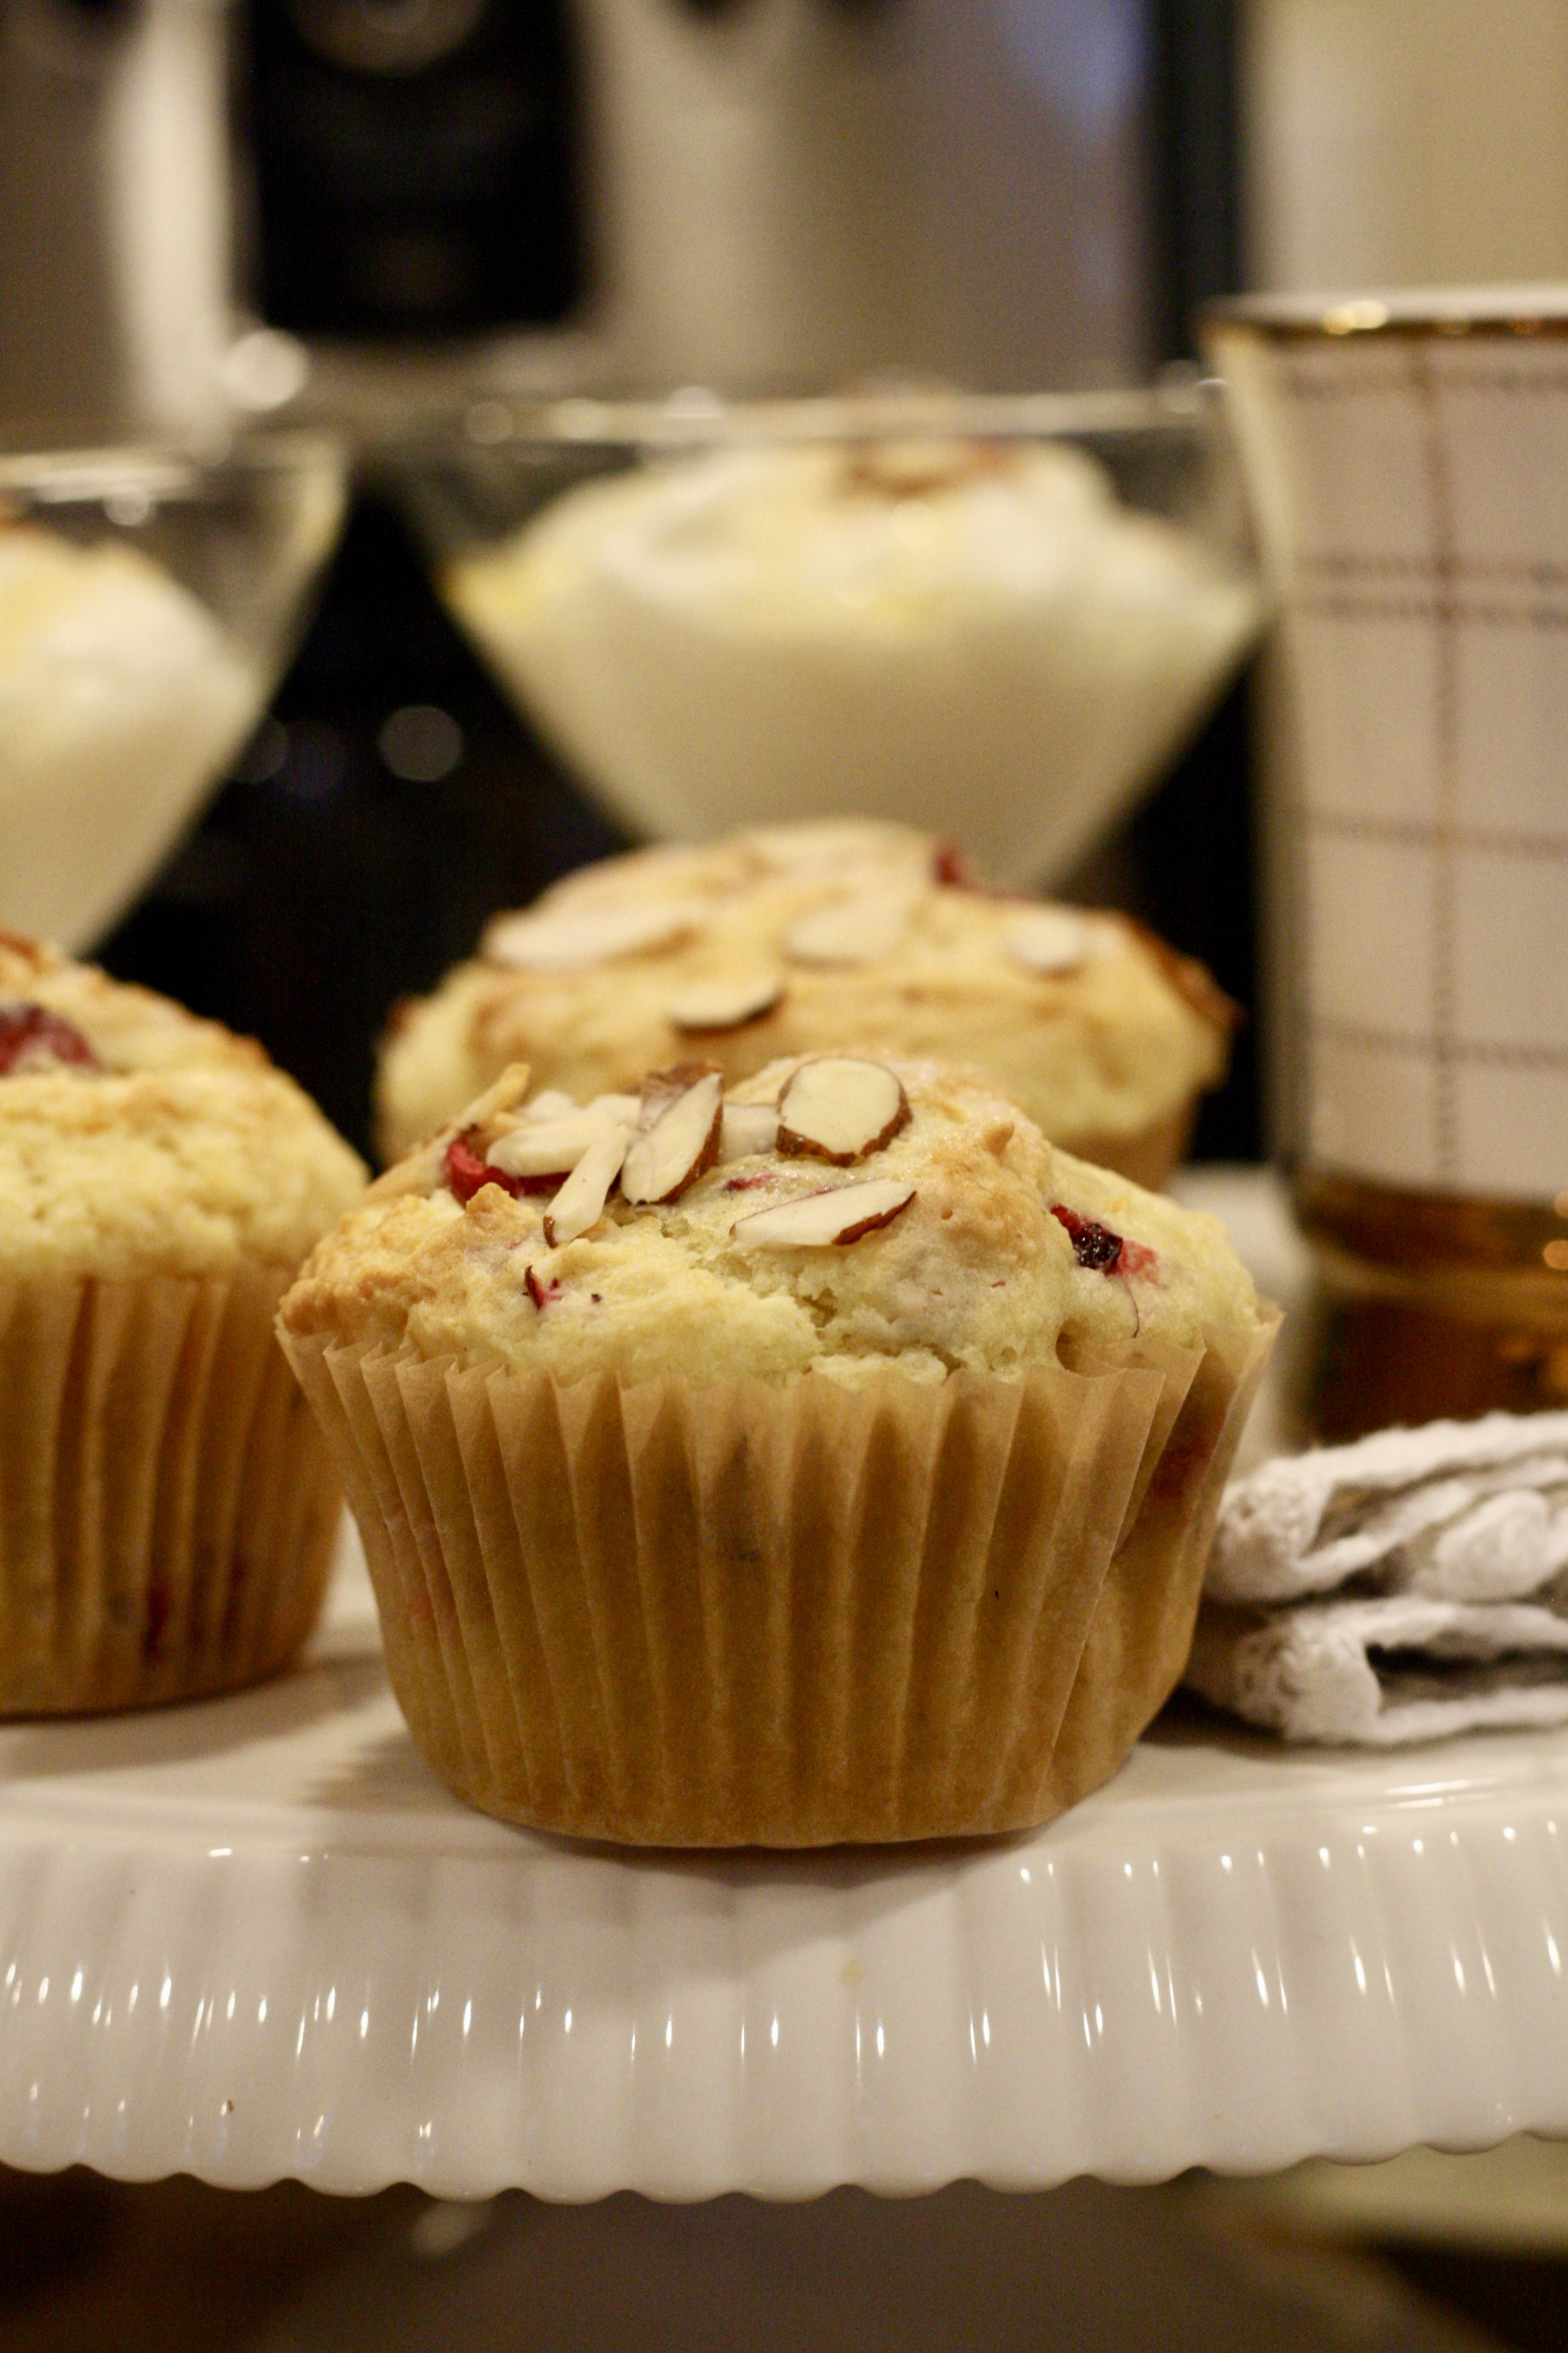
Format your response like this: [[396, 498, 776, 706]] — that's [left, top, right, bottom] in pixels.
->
[[0, 526, 261, 948], [446, 441, 1259, 885]]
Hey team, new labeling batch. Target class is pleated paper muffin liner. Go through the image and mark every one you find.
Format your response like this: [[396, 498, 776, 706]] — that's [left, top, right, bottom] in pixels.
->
[[0, 1270, 340, 1714], [1072, 1100, 1197, 1193], [284, 1306, 1278, 1846]]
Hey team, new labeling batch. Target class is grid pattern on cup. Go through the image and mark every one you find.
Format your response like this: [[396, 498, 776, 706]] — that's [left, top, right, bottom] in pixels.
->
[[1281, 359, 1568, 402], [1256, 333, 1568, 1200], [1310, 809, 1568, 861], [1291, 562, 1568, 627], [1311, 1016, 1568, 1076]]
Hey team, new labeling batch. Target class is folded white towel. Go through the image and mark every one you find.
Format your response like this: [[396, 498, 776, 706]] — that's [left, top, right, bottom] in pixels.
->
[[1185, 1411, 1568, 1745]]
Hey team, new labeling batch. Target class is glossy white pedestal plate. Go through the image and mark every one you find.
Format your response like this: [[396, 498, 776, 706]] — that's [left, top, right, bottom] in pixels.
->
[[2, 1175, 1565, 2198]]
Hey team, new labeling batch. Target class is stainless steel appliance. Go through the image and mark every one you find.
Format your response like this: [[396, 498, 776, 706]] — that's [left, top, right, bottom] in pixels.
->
[[243, 0, 1155, 397], [555, 0, 1154, 395], [0, 0, 234, 440], [0, 0, 1166, 440]]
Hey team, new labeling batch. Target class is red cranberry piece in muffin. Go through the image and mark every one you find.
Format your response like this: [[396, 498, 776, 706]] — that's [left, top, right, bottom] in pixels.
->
[[0, 1004, 99, 1076]]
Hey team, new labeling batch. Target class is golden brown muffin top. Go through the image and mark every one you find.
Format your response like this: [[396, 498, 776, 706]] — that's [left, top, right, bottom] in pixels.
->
[[0, 935, 365, 1279], [374, 820, 1230, 1164], [289, 1051, 1264, 1393]]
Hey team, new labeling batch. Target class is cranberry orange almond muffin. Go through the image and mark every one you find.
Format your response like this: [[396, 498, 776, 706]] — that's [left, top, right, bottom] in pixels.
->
[[374, 819, 1231, 1183], [0, 935, 366, 1712], [283, 1050, 1275, 1844]]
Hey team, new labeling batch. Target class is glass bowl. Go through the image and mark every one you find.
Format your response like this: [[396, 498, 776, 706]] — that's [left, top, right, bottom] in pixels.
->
[[392, 385, 1262, 887], [0, 431, 347, 949]]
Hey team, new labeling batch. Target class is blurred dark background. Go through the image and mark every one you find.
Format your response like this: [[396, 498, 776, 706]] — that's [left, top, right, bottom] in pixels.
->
[[0, 2158, 1554, 2353], [97, 488, 626, 1160], [244, 0, 586, 339]]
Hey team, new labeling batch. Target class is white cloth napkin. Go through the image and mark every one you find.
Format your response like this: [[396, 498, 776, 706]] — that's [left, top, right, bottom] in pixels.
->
[[1184, 1410, 1568, 1745]]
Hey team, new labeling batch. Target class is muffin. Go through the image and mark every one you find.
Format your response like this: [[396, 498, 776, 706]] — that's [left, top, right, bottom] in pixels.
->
[[375, 819, 1232, 1187], [0, 934, 366, 1712], [283, 1050, 1275, 1844]]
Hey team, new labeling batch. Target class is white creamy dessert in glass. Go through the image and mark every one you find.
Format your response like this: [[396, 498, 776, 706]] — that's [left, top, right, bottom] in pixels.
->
[[0, 523, 260, 948], [445, 436, 1259, 885]]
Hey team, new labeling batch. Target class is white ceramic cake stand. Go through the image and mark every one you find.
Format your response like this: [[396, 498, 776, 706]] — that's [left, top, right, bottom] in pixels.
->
[[2, 1176, 1566, 2198]]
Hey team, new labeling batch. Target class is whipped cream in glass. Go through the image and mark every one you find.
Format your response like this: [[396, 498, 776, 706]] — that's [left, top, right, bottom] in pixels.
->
[[0, 525, 260, 948], [446, 436, 1259, 885]]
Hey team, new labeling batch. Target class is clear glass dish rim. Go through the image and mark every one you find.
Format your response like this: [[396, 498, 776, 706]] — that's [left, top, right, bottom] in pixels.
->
[[0, 426, 348, 502], [398, 380, 1219, 459]]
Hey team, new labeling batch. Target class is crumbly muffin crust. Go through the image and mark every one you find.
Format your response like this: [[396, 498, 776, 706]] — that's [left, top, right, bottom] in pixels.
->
[[374, 822, 1230, 1168], [0, 932, 264, 1074], [0, 936, 365, 1277], [290, 1052, 1262, 1391]]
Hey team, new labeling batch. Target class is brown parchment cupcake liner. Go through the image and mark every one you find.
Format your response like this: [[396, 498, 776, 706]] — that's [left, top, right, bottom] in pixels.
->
[[1042, 1311, 1279, 1811], [284, 1306, 1278, 1846], [0, 1270, 340, 1714], [1071, 1100, 1198, 1193]]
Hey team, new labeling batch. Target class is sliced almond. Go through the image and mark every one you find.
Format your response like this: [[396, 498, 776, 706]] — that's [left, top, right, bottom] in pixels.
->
[[664, 973, 784, 1033], [775, 1057, 909, 1165], [843, 438, 1015, 501], [637, 1060, 721, 1128], [587, 1091, 642, 1125], [522, 1087, 580, 1123], [743, 822, 903, 874], [1006, 907, 1106, 976], [717, 1101, 780, 1163], [621, 1070, 724, 1205], [783, 890, 918, 966], [377, 1061, 531, 1197], [732, 1179, 916, 1247], [488, 1104, 626, 1179], [483, 900, 702, 972], [451, 1062, 533, 1134], [542, 1123, 631, 1247]]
